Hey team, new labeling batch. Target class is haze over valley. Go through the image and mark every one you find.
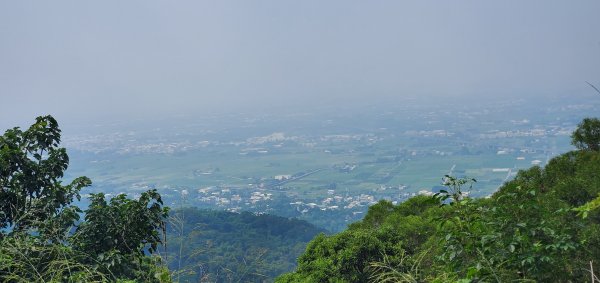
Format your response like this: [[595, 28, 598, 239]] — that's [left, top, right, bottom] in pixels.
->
[[59, 95, 599, 231], [2, 1, 600, 281]]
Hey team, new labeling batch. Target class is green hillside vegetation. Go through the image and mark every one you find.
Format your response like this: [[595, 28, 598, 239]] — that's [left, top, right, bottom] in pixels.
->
[[0, 116, 170, 282], [277, 117, 600, 282], [165, 208, 326, 282]]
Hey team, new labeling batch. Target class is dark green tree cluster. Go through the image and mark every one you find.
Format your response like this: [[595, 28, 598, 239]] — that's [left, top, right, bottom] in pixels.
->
[[278, 117, 600, 282], [572, 117, 600, 151], [0, 116, 170, 282], [166, 208, 326, 282]]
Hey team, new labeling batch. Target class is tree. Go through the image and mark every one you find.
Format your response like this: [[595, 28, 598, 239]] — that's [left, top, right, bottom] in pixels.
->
[[73, 190, 169, 280], [571, 118, 600, 151], [0, 116, 170, 282], [0, 115, 90, 238]]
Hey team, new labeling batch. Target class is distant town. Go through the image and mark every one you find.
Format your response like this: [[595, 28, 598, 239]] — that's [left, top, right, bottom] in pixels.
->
[[64, 97, 599, 231]]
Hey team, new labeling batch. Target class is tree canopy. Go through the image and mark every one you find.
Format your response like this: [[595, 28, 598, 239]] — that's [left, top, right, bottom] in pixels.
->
[[165, 208, 326, 282], [0, 115, 90, 237], [572, 117, 600, 151], [0, 116, 170, 282]]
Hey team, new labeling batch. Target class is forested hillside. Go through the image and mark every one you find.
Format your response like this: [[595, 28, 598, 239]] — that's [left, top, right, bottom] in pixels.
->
[[278, 118, 600, 282], [165, 208, 326, 282]]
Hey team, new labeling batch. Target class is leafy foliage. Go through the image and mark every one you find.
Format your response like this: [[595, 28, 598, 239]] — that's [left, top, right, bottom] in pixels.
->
[[572, 117, 600, 151], [74, 189, 169, 281], [0, 116, 170, 282], [0, 115, 91, 238], [574, 194, 600, 218], [76, 190, 168, 256], [277, 197, 439, 283]]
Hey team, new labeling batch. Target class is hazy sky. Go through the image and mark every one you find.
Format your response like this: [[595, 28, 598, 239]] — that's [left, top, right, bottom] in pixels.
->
[[1, 1, 600, 128]]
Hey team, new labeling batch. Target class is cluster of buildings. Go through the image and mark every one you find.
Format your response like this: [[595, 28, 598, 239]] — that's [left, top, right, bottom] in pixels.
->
[[174, 183, 391, 215], [478, 126, 572, 139]]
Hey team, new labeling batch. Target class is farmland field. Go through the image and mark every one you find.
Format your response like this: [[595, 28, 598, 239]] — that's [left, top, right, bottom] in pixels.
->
[[62, 97, 595, 231]]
